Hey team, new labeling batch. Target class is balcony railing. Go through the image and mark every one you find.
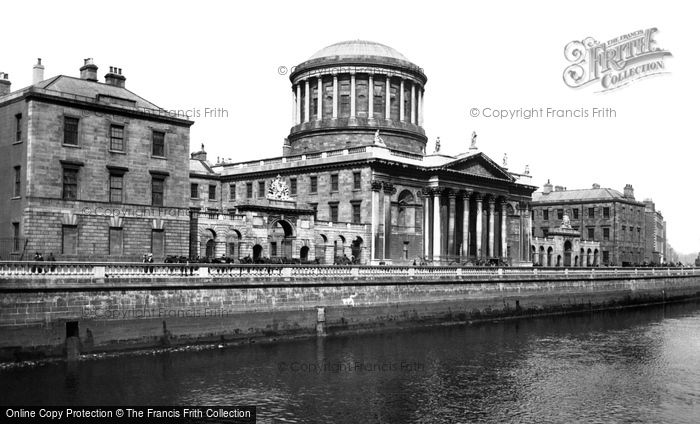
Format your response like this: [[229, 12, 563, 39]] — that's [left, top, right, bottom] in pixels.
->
[[0, 261, 696, 282]]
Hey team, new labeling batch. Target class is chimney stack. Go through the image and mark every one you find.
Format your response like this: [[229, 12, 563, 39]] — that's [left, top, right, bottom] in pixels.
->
[[0, 72, 11, 96], [542, 179, 553, 195], [190, 143, 207, 161], [32, 58, 44, 84], [623, 184, 635, 199], [554, 185, 565, 192], [104, 66, 126, 88], [592, 183, 601, 189], [80, 58, 98, 82]]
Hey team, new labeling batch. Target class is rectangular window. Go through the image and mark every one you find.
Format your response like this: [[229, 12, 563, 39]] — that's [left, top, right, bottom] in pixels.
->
[[603, 207, 610, 218], [603, 228, 610, 240], [603, 251, 610, 264], [310, 176, 318, 193], [63, 117, 79, 145], [270, 242, 277, 257], [542, 228, 549, 238], [290, 178, 297, 196], [209, 184, 216, 200], [152, 230, 165, 257], [330, 174, 339, 192], [229, 184, 236, 200], [258, 181, 265, 197], [151, 177, 164, 206], [15, 114, 22, 142], [353, 172, 361, 190], [190, 183, 199, 198], [110, 125, 124, 151], [588, 207, 595, 218], [12, 222, 20, 252], [573, 209, 579, 219], [13, 166, 21, 197], [61, 225, 78, 255], [587, 227, 595, 239], [329, 203, 339, 222], [246, 182, 253, 198], [352, 203, 361, 224], [543, 210, 549, 220], [152, 131, 165, 157], [109, 227, 123, 255], [109, 174, 123, 203], [557, 209, 563, 220], [62, 167, 78, 200]]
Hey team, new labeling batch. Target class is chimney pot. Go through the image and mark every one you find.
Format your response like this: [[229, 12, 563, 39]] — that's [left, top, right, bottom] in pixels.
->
[[542, 179, 553, 195], [80, 58, 98, 82], [104, 66, 126, 88], [32, 58, 45, 85]]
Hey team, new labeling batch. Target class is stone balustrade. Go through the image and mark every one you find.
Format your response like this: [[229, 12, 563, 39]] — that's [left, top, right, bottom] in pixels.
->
[[0, 261, 696, 282]]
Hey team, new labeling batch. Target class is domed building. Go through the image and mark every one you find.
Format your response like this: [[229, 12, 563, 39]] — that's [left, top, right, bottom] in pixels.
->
[[286, 40, 427, 155], [189, 41, 537, 265]]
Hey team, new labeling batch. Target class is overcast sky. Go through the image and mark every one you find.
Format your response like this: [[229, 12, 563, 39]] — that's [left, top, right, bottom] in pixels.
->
[[4, 1, 697, 254]]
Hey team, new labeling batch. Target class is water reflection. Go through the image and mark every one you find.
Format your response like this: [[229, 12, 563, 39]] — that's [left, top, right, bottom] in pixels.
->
[[2, 302, 700, 423]]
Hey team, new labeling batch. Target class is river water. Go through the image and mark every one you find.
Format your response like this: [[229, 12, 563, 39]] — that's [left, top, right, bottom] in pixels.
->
[[2, 301, 700, 423]]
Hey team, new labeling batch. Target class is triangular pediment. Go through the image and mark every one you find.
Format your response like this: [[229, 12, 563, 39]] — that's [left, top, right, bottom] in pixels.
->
[[442, 153, 514, 181]]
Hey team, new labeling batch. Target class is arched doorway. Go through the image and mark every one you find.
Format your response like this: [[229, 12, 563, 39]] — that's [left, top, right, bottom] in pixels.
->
[[299, 246, 309, 262], [351, 236, 363, 264], [580, 248, 585, 267], [334, 235, 346, 261], [531, 245, 537, 265], [269, 219, 294, 259], [556, 255, 562, 267], [201, 228, 217, 259], [563, 240, 572, 267], [205, 239, 215, 259], [252, 244, 263, 261], [587, 248, 592, 266], [315, 234, 328, 264], [594, 249, 599, 267], [574, 256, 579, 266], [226, 229, 242, 260], [547, 247, 553, 267], [539, 246, 545, 266]]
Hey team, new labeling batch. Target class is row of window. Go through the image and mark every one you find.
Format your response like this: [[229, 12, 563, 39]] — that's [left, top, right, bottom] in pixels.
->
[[537, 205, 644, 220], [61, 166, 166, 206], [61, 116, 166, 157], [326, 202, 362, 224], [191, 173, 363, 200], [539, 225, 642, 241], [58, 225, 165, 256]]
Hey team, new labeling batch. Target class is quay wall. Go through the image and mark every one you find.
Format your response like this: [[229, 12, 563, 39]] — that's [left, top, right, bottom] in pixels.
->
[[1, 267, 700, 361]]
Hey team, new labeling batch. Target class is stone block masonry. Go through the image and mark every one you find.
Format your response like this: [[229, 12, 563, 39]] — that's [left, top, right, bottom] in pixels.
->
[[1, 273, 699, 361]]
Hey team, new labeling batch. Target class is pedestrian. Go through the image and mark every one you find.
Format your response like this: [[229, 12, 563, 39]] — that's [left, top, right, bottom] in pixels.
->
[[147, 252, 154, 273], [35, 252, 44, 274], [47, 252, 56, 272], [32, 252, 41, 273]]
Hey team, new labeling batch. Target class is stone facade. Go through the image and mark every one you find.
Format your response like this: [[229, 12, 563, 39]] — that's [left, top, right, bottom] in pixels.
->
[[532, 182, 650, 266], [0, 59, 193, 261], [530, 216, 601, 267], [193, 41, 537, 265]]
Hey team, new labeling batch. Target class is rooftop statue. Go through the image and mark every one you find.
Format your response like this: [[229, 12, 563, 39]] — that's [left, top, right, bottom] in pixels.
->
[[373, 130, 385, 146]]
